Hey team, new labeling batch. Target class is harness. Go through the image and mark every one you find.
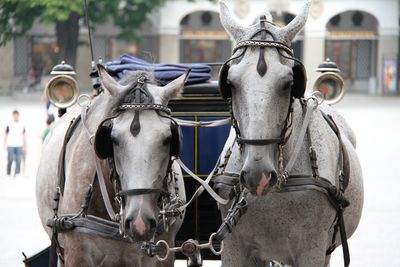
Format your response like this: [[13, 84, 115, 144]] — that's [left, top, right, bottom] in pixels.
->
[[213, 103, 351, 265], [46, 17, 352, 265], [46, 80, 185, 266], [214, 16, 352, 267]]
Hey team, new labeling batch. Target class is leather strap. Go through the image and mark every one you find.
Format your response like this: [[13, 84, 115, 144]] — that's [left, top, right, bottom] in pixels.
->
[[338, 208, 350, 267], [176, 158, 229, 206], [81, 105, 117, 220], [320, 111, 350, 190], [175, 117, 231, 128], [117, 188, 167, 197], [214, 191, 248, 243], [48, 230, 61, 267], [58, 115, 82, 195], [284, 99, 317, 174], [319, 111, 351, 267], [256, 16, 268, 77], [237, 137, 281, 146], [281, 175, 350, 267], [47, 214, 133, 243], [233, 40, 293, 56]]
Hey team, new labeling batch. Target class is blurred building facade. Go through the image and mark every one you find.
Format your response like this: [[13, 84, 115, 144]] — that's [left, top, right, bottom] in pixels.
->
[[0, 0, 398, 95]]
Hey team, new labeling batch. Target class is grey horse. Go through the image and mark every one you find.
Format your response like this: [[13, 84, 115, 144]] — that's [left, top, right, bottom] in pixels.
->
[[36, 66, 188, 266], [215, 2, 363, 267]]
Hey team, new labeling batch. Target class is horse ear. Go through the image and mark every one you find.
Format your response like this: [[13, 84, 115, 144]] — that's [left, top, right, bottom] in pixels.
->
[[160, 70, 190, 103], [282, 1, 310, 42], [97, 64, 121, 96], [219, 1, 245, 41], [265, 11, 273, 23]]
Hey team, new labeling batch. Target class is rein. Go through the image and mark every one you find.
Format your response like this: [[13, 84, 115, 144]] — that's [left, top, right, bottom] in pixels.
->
[[82, 105, 119, 220]]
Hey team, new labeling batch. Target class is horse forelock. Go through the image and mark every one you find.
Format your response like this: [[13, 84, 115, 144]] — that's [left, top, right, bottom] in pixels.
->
[[96, 71, 157, 116], [100, 70, 169, 138], [117, 71, 157, 104]]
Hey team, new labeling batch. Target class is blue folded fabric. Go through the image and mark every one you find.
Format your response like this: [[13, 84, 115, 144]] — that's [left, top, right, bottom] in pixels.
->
[[105, 54, 211, 85]]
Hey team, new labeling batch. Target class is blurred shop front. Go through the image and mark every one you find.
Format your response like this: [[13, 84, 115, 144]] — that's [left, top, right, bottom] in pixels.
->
[[325, 10, 378, 94]]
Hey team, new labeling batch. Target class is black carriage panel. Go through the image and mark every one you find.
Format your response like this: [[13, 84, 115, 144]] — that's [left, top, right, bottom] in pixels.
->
[[168, 83, 230, 260]]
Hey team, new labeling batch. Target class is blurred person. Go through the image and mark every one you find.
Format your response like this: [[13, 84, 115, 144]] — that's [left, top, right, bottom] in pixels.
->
[[46, 100, 55, 124], [42, 118, 52, 142], [3, 110, 27, 177]]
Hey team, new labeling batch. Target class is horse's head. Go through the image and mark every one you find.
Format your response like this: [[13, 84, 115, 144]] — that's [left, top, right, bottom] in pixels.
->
[[96, 65, 188, 240], [219, 2, 309, 196]]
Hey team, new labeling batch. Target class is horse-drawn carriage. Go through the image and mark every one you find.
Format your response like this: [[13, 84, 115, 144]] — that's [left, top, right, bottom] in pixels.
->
[[25, 2, 363, 267]]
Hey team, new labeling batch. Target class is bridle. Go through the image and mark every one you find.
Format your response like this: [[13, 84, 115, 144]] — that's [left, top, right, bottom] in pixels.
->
[[221, 16, 304, 150], [46, 79, 185, 265], [89, 78, 184, 236]]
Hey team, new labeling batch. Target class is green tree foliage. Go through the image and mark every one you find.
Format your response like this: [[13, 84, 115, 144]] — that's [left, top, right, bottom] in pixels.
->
[[1, 0, 83, 45], [0, 0, 183, 66], [0, 1, 43, 45]]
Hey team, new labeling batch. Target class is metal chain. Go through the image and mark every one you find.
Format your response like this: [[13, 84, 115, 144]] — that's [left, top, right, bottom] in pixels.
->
[[141, 232, 224, 262], [277, 144, 288, 187]]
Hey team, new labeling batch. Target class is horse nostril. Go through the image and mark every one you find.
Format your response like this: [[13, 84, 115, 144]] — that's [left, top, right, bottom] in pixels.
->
[[149, 218, 157, 230], [124, 218, 132, 233], [269, 171, 278, 186]]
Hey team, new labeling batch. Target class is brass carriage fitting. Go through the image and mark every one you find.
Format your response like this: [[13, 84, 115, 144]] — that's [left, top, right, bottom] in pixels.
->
[[313, 58, 345, 105], [45, 61, 80, 109]]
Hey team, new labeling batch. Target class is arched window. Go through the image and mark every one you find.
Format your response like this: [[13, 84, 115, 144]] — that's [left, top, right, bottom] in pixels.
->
[[325, 10, 378, 92], [180, 11, 231, 79]]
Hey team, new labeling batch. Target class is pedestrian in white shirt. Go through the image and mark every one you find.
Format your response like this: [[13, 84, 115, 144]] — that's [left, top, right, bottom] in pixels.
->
[[3, 110, 26, 177]]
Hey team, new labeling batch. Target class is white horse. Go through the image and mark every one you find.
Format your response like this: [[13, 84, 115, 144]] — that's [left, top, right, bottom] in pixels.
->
[[36, 66, 187, 266], [214, 2, 363, 267]]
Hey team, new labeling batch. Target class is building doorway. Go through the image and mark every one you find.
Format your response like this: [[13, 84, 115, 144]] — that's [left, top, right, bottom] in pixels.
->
[[325, 11, 378, 93], [180, 11, 231, 80]]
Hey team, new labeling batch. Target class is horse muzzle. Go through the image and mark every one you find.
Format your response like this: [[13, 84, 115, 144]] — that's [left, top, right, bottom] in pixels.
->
[[121, 197, 158, 241], [240, 159, 278, 196], [122, 210, 157, 241]]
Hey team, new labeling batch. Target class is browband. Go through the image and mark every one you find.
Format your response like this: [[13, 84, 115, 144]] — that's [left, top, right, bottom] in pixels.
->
[[118, 103, 171, 115], [233, 40, 293, 56]]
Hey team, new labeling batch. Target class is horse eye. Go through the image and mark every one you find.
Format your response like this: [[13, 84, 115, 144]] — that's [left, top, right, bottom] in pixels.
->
[[163, 135, 172, 146], [283, 80, 294, 90]]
